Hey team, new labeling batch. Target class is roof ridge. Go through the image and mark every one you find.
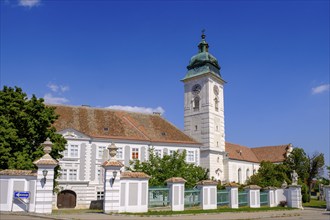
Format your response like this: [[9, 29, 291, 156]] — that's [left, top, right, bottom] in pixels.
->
[[48, 104, 158, 117]]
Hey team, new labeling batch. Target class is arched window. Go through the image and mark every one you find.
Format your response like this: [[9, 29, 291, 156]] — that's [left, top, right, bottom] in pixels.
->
[[192, 96, 200, 111], [214, 97, 219, 111], [238, 168, 242, 184]]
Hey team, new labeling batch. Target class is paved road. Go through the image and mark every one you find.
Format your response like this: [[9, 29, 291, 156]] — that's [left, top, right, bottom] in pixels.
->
[[1, 208, 329, 220]]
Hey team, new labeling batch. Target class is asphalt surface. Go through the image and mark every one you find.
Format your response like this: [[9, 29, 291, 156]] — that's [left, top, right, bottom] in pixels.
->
[[1, 208, 329, 220]]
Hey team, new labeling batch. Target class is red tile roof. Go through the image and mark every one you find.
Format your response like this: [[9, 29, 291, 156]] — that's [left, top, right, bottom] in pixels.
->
[[102, 160, 124, 167], [0, 169, 37, 176], [251, 145, 290, 163], [165, 177, 187, 183], [121, 171, 150, 179], [225, 142, 259, 163], [225, 142, 290, 163], [51, 104, 199, 145]]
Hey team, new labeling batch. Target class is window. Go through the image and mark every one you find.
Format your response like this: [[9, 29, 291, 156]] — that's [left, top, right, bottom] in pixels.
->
[[238, 168, 242, 184], [60, 169, 77, 181], [97, 191, 104, 200], [70, 145, 78, 157], [187, 150, 195, 162], [62, 144, 79, 158], [169, 150, 175, 156], [193, 96, 200, 111], [68, 169, 77, 180], [253, 169, 256, 175], [246, 169, 250, 180], [131, 148, 139, 160], [116, 147, 123, 159], [60, 169, 67, 180], [63, 146, 68, 157], [98, 146, 106, 159], [214, 98, 219, 111], [154, 149, 162, 157], [97, 168, 104, 183]]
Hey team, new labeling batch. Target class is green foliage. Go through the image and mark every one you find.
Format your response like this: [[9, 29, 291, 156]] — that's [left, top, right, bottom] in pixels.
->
[[0, 86, 66, 174], [128, 149, 208, 188], [283, 148, 309, 182], [301, 183, 310, 203], [247, 161, 290, 187]]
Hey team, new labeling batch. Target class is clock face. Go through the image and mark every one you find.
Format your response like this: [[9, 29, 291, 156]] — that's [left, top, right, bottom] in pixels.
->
[[192, 84, 202, 94], [213, 85, 219, 96]]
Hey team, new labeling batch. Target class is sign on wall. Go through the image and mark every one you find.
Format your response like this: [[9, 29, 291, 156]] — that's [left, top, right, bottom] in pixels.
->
[[13, 191, 30, 199]]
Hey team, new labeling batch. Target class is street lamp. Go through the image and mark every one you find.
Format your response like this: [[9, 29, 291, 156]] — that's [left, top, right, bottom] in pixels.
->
[[42, 169, 48, 183]]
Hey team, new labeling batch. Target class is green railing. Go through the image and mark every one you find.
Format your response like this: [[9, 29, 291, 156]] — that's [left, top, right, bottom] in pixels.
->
[[184, 189, 200, 207], [238, 191, 248, 207], [148, 187, 170, 208], [260, 191, 268, 206], [217, 190, 229, 206]]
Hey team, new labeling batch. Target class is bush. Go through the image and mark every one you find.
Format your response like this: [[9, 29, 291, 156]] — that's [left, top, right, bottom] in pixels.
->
[[301, 184, 310, 203], [302, 193, 310, 203], [279, 201, 287, 207]]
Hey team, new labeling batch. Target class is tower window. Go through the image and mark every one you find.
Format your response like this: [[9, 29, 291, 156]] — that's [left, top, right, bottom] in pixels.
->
[[214, 98, 219, 111], [192, 96, 200, 111], [195, 125, 198, 131]]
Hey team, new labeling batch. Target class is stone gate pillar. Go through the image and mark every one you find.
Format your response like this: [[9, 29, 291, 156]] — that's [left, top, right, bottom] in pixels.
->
[[287, 185, 302, 209], [323, 185, 330, 211], [166, 177, 186, 211], [197, 180, 217, 210], [33, 138, 58, 214], [225, 183, 239, 209], [263, 186, 277, 207], [102, 143, 124, 213], [244, 185, 261, 208]]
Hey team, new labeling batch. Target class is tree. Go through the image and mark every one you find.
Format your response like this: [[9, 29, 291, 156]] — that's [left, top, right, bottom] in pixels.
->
[[283, 148, 309, 182], [128, 149, 208, 188], [247, 161, 290, 187], [0, 86, 66, 171], [284, 147, 325, 198], [306, 153, 325, 196]]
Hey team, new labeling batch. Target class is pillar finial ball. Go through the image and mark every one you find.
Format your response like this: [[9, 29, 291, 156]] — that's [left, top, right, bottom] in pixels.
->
[[42, 138, 53, 154]]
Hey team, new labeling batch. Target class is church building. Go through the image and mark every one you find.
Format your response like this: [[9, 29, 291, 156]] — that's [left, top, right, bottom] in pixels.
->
[[51, 34, 292, 209]]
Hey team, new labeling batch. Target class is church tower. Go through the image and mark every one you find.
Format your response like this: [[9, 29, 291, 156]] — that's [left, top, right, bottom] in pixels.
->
[[182, 32, 227, 181]]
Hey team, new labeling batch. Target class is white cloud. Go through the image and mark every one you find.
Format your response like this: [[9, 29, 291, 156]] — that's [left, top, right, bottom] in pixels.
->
[[311, 84, 330, 95], [47, 83, 69, 93], [18, 0, 40, 8], [106, 105, 165, 115], [43, 93, 69, 104], [60, 85, 69, 92], [47, 83, 59, 92]]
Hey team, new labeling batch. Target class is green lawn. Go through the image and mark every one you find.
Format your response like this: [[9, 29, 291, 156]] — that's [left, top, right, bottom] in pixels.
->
[[122, 206, 294, 216], [303, 199, 326, 209], [52, 206, 293, 216]]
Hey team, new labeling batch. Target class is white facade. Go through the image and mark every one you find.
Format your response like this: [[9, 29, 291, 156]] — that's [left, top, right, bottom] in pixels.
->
[[226, 160, 260, 184], [55, 129, 200, 209]]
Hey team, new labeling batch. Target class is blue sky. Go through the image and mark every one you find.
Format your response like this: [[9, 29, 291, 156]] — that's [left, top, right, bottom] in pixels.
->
[[1, 0, 329, 168]]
